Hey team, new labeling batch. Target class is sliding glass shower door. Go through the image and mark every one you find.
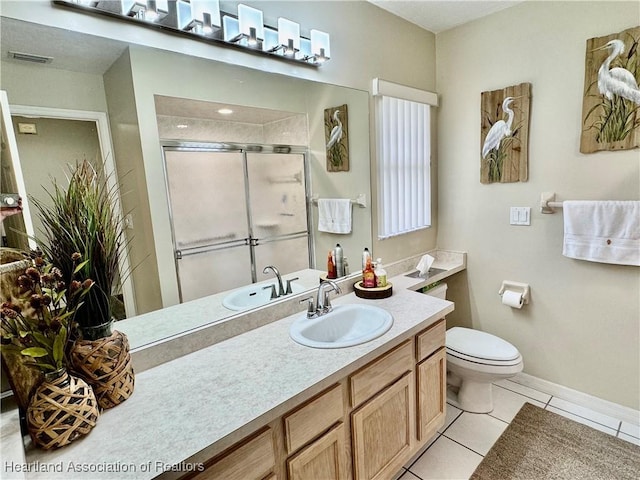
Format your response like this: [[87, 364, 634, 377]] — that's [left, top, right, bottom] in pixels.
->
[[163, 145, 310, 303]]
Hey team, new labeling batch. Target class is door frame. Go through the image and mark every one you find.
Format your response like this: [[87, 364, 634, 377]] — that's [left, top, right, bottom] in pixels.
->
[[8, 103, 137, 317]]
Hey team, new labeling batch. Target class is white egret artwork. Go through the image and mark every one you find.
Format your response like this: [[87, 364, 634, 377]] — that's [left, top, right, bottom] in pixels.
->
[[480, 83, 531, 184], [581, 26, 640, 153], [324, 104, 349, 171]]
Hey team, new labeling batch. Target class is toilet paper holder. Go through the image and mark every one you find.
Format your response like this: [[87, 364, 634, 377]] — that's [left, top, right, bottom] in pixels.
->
[[498, 281, 530, 304]]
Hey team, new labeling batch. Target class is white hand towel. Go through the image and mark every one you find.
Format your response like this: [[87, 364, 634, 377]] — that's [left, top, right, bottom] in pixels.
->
[[317, 198, 352, 234], [563, 200, 640, 266]]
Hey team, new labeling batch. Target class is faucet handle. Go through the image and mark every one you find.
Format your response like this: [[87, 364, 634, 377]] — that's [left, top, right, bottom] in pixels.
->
[[262, 284, 278, 300], [299, 296, 316, 318], [285, 277, 299, 295], [322, 290, 335, 313]]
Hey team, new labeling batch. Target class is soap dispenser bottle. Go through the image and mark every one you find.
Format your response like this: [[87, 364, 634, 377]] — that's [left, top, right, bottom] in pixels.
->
[[375, 258, 387, 287]]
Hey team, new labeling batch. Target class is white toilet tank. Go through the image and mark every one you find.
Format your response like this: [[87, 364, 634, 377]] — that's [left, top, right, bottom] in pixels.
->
[[424, 282, 447, 299]]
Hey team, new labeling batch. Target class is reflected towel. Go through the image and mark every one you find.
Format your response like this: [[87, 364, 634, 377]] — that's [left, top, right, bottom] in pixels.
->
[[318, 198, 352, 234], [562, 201, 640, 266]]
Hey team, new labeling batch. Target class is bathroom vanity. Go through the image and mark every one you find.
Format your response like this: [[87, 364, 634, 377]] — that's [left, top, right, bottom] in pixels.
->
[[1, 251, 466, 480]]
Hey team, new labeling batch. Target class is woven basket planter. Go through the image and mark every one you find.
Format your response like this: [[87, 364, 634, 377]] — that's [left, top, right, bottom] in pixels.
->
[[69, 329, 135, 409], [27, 369, 99, 450]]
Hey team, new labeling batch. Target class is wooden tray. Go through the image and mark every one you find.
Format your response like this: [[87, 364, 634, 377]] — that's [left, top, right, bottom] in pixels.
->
[[353, 281, 393, 299]]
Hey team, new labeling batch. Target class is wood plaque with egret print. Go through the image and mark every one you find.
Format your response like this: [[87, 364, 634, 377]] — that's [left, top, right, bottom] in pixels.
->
[[480, 83, 531, 184], [580, 26, 640, 153], [325, 104, 349, 172]]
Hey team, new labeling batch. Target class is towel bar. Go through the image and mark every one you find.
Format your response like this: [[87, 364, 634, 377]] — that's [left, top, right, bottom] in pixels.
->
[[311, 194, 367, 208], [540, 192, 563, 214]]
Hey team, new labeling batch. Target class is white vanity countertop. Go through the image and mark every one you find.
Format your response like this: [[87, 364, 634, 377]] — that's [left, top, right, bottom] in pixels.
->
[[5, 271, 454, 480]]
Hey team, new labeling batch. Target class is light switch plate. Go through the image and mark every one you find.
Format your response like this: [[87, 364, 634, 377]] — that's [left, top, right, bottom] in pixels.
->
[[510, 207, 530, 226]]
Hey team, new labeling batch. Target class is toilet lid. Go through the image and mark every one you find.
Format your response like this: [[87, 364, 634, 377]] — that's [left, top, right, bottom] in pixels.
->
[[446, 327, 520, 362]]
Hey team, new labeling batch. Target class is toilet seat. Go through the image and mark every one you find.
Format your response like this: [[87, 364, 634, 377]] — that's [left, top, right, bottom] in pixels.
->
[[446, 327, 522, 367]]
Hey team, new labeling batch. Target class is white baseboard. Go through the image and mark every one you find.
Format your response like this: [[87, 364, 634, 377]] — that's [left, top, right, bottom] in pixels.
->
[[512, 372, 640, 425]]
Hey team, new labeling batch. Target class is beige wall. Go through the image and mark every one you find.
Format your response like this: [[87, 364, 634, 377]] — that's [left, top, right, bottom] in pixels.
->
[[436, 1, 640, 409]]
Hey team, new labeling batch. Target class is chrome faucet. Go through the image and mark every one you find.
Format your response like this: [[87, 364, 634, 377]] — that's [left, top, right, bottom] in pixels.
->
[[316, 279, 341, 315], [299, 280, 342, 319], [263, 265, 285, 297]]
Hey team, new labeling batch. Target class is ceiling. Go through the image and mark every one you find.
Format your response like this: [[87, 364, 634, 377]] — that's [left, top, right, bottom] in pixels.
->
[[368, 0, 524, 34]]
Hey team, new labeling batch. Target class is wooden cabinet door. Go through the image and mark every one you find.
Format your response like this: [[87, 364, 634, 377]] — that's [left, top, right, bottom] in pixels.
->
[[192, 428, 275, 480], [351, 373, 415, 480], [287, 423, 348, 480], [417, 347, 446, 441]]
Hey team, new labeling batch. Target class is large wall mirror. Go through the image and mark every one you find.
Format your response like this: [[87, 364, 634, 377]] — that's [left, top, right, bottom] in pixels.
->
[[0, 17, 372, 350]]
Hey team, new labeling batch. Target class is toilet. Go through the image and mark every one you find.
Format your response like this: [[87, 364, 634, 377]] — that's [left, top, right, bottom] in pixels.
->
[[446, 327, 523, 413], [424, 283, 524, 413]]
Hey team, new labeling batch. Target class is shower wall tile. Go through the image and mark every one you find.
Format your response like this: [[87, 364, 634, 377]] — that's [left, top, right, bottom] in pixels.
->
[[263, 115, 308, 145], [157, 115, 263, 143]]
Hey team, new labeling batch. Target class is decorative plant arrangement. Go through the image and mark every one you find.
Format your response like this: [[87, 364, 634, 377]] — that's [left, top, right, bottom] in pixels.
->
[[581, 26, 640, 153], [31, 160, 135, 409], [480, 83, 531, 184], [1, 251, 99, 450]]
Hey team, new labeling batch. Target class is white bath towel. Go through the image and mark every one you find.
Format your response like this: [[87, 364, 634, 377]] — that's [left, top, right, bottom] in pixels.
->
[[317, 198, 352, 234], [562, 201, 640, 266]]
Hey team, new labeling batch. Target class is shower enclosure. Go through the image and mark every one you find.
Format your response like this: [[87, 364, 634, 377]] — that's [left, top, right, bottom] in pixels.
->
[[163, 143, 311, 303]]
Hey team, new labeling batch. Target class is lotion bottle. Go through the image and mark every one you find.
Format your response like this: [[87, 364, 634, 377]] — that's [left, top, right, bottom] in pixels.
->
[[375, 258, 387, 287]]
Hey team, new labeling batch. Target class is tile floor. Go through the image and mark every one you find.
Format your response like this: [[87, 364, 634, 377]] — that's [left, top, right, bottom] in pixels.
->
[[395, 378, 640, 480]]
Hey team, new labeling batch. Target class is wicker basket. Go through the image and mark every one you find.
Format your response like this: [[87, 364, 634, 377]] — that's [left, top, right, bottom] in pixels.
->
[[69, 329, 135, 409], [27, 369, 99, 450]]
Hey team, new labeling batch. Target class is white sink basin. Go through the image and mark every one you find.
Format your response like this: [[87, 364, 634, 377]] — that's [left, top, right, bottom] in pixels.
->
[[290, 304, 393, 349], [223, 282, 306, 311]]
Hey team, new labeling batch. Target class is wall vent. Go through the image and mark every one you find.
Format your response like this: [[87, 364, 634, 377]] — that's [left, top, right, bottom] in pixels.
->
[[8, 51, 53, 64]]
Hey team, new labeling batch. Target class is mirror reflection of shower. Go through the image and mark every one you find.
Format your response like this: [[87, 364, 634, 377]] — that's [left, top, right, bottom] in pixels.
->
[[155, 96, 311, 303], [163, 145, 311, 303]]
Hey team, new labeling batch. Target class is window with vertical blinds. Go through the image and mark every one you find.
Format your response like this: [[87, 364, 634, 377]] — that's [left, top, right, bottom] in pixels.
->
[[375, 94, 432, 239]]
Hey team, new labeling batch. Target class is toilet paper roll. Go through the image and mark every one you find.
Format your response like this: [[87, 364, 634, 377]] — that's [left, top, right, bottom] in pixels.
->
[[502, 290, 524, 309]]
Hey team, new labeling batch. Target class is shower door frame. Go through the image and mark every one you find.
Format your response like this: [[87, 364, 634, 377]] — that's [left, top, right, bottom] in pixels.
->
[[160, 141, 314, 303]]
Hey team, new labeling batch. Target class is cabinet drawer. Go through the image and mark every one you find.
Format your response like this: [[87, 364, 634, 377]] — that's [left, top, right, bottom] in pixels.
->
[[193, 428, 275, 480], [349, 340, 413, 408], [416, 319, 445, 362], [284, 383, 344, 454]]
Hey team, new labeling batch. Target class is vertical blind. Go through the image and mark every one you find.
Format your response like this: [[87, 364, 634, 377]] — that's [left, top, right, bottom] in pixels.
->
[[376, 95, 431, 239]]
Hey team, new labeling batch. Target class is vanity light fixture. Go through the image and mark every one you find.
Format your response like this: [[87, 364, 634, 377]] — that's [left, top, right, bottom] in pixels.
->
[[53, 1, 331, 66], [310, 29, 331, 64], [231, 4, 264, 48], [275, 18, 300, 57], [217, 108, 233, 115], [187, 0, 221, 36], [120, 0, 168, 22]]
